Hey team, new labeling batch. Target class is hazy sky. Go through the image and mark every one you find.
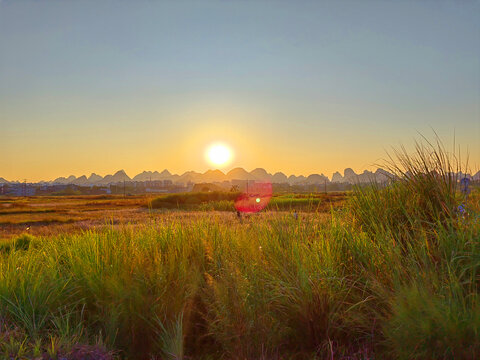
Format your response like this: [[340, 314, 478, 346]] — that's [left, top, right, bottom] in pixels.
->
[[1, 0, 479, 181]]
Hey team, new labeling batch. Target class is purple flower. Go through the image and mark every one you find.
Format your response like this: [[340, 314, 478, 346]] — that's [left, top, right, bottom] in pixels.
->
[[460, 177, 471, 196]]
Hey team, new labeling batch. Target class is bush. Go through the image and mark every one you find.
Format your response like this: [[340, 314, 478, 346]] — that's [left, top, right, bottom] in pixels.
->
[[150, 191, 239, 210]]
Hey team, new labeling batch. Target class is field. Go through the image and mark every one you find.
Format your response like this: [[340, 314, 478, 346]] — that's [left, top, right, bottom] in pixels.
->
[[0, 195, 151, 239], [0, 193, 345, 240], [0, 151, 479, 359]]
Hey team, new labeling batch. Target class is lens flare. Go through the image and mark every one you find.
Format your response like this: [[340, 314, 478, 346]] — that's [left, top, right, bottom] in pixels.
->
[[235, 181, 272, 213]]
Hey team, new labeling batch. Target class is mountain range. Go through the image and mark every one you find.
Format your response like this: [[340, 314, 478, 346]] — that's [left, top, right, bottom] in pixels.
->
[[3, 168, 479, 186]]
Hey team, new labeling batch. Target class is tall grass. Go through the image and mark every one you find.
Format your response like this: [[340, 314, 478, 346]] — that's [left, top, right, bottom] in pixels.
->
[[0, 139, 478, 359]]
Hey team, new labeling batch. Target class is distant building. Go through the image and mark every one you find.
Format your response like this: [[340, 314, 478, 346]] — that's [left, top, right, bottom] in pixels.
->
[[3, 184, 35, 196], [146, 188, 168, 193]]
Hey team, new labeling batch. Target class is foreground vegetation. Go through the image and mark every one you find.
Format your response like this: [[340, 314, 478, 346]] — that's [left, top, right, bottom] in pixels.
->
[[0, 143, 479, 359], [150, 192, 346, 212]]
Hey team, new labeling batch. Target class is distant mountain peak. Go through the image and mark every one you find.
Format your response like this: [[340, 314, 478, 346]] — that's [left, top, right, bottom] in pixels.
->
[[9, 166, 425, 186], [331, 171, 343, 182], [272, 172, 288, 183], [204, 169, 225, 175], [87, 173, 103, 183], [343, 168, 356, 178], [100, 170, 130, 183], [250, 168, 271, 180], [226, 167, 251, 180]]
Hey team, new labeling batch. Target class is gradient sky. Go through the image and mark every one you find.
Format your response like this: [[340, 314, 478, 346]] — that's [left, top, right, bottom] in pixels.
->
[[1, 0, 479, 182]]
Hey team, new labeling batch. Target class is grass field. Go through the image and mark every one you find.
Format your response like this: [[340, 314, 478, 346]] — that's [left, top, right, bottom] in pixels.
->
[[0, 146, 479, 359], [149, 192, 346, 212], [0, 195, 155, 239], [0, 193, 343, 240]]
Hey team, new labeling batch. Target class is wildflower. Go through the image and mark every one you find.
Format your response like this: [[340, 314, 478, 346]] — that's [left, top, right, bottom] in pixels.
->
[[457, 204, 469, 219], [460, 177, 471, 196]]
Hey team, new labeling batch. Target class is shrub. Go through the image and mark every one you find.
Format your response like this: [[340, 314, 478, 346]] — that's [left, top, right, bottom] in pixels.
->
[[150, 191, 239, 209]]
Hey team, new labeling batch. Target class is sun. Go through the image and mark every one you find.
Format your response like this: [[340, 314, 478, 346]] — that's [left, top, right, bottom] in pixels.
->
[[206, 143, 233, 167]]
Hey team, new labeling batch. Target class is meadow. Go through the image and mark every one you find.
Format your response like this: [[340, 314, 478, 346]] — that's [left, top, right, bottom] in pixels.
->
[[0, 145, 478, 359], [0, 192, 342, 240], [0, 195, 154, 239], [149, 192, 346, 212]]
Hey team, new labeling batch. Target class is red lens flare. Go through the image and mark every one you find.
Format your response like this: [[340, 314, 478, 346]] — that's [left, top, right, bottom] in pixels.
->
[[234, 181, 272, 213]]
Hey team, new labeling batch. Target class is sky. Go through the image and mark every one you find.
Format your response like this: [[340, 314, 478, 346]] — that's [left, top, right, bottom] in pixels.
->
[[1, 0, 479, 182]]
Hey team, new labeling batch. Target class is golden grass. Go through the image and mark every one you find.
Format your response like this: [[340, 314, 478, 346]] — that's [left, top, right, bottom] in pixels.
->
[[0, 193, 344, 239]]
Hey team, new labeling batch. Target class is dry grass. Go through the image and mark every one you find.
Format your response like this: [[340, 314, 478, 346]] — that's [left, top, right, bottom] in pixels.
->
[[0, 193, 344, 239]]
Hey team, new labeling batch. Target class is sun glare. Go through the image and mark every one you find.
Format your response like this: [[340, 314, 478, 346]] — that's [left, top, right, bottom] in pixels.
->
[[206, 143, 233, 167]]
